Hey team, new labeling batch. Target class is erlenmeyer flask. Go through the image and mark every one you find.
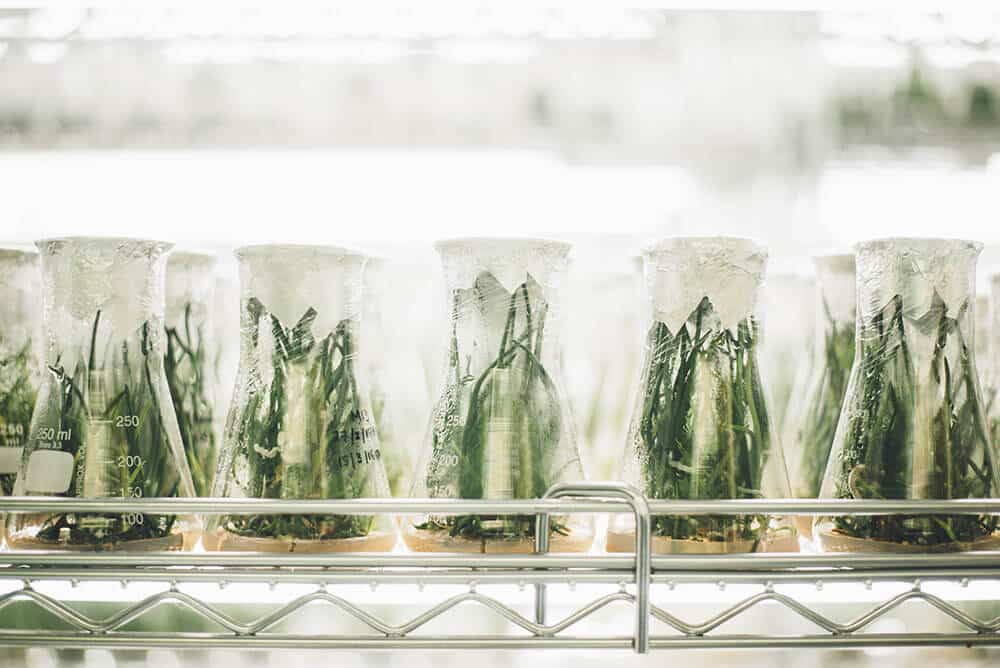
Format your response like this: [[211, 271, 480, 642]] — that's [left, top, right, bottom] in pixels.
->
[[207, 244, 396, 553], [165, 250, 218, 496], [9, 237, 198, 552], [0, 247, 41, 496], [611, 237, 796, 554], [783, 254, 856, 536], [403, 238, 591, 554], [816, 238, 1000, 553]]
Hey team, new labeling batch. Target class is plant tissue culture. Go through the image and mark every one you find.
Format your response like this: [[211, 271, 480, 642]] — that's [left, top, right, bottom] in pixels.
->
[[817, 238, 1000, 553], [404, 238, 591, 554], [208, 245, 395, 553], [612, 237, 797, 555], [8, 237, 198, 551]]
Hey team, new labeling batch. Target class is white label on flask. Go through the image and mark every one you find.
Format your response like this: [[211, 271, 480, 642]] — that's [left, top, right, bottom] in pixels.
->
[[0, 446, 22, 473], [25, 450, 74, 493]]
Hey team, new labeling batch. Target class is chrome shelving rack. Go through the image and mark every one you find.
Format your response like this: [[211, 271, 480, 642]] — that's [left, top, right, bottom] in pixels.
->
[[0, 482, 998, 653]]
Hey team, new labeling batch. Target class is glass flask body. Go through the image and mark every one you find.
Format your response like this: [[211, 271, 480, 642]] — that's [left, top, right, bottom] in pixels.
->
[[404, 238, 591, 554], [9, 237, 198, 552], [208, 245, 395, 553], [612, 237, 796, 554], [783, 254, 856, 537], [816, 238, 1000, 553], [0, 248, 41, 497], [165, 251, 217, 496]]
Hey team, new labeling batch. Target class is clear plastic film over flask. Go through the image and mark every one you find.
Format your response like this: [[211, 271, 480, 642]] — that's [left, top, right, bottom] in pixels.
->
[[782, 254, 856, 536], [816, 238, 1000, 553], [207, 245, 395, 553], [0, 247, 40, 495], [611, 237, 796, 554], [165, 251, 217, 497], [403, 238, 591, 554], [9, 237, 198, 552]]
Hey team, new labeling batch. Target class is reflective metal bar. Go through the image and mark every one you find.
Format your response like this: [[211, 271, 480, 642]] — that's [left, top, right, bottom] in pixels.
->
[[0, 633, 636, 650], [0, 632, 994, 651], [1, 496, 998, 515], [651, 567, 1000, 584], [0, 567, 635, 585], [2, 565, 998, 586], [0, 552, 633, 569], [542, 482, 651, 654], [0, 497, 618, 515], [647, 552, 1000, 571], [645, 498, 1000, 515], [1, 550, 999, 572]]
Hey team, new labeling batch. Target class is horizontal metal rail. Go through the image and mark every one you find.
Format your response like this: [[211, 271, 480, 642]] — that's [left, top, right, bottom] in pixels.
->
[[0, 567, 634, 585], [1, 496, 1000, 515], [0, 633, 994, 651], [2, 566, 1000, 587], [2, 551, 1000, 572]]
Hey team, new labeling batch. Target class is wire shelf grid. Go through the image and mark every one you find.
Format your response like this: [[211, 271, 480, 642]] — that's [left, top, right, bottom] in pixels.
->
[[0, 482, 998, 653]]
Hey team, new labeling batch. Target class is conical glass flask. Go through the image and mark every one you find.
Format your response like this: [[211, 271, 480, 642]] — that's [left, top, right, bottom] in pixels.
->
[[207, 244, 396, 553], [816, 238, 1000, 553], [165, 250, 218, 497], [8, 237, 198, 552], [783, 254, 856, 525], [0, 247, 41, 496], [403, 238, 591, 554], [611, 237, 796, 554]]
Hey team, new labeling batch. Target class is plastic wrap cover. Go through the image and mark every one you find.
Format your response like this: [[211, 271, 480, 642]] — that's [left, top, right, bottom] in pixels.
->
[[643, 237, 766, 334], [36, 237, 172, 364]]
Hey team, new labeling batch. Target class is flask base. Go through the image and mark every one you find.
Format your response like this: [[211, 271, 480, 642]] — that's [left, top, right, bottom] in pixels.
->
[[205, 528, 397, 553], [5, 528, 192, 552], [402, 524, 594, 554], [815, 527, 1000, 554], [607, 528, 759, 554]]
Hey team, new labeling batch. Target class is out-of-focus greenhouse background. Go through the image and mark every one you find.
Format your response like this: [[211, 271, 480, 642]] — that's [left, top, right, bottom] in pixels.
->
[[1, 7, 1000, 667]]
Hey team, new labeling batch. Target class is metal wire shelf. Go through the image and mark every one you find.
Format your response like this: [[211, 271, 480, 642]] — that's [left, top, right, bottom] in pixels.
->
[[0, 482, 997, 653]]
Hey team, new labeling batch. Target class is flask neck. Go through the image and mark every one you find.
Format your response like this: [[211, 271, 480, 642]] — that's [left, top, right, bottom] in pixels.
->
[[237, 245, 365, 338], [856, 238, 980, 329], [436, 237, 569, 298], [37, 238, 171, 357], [644, 237, 766, 333]]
